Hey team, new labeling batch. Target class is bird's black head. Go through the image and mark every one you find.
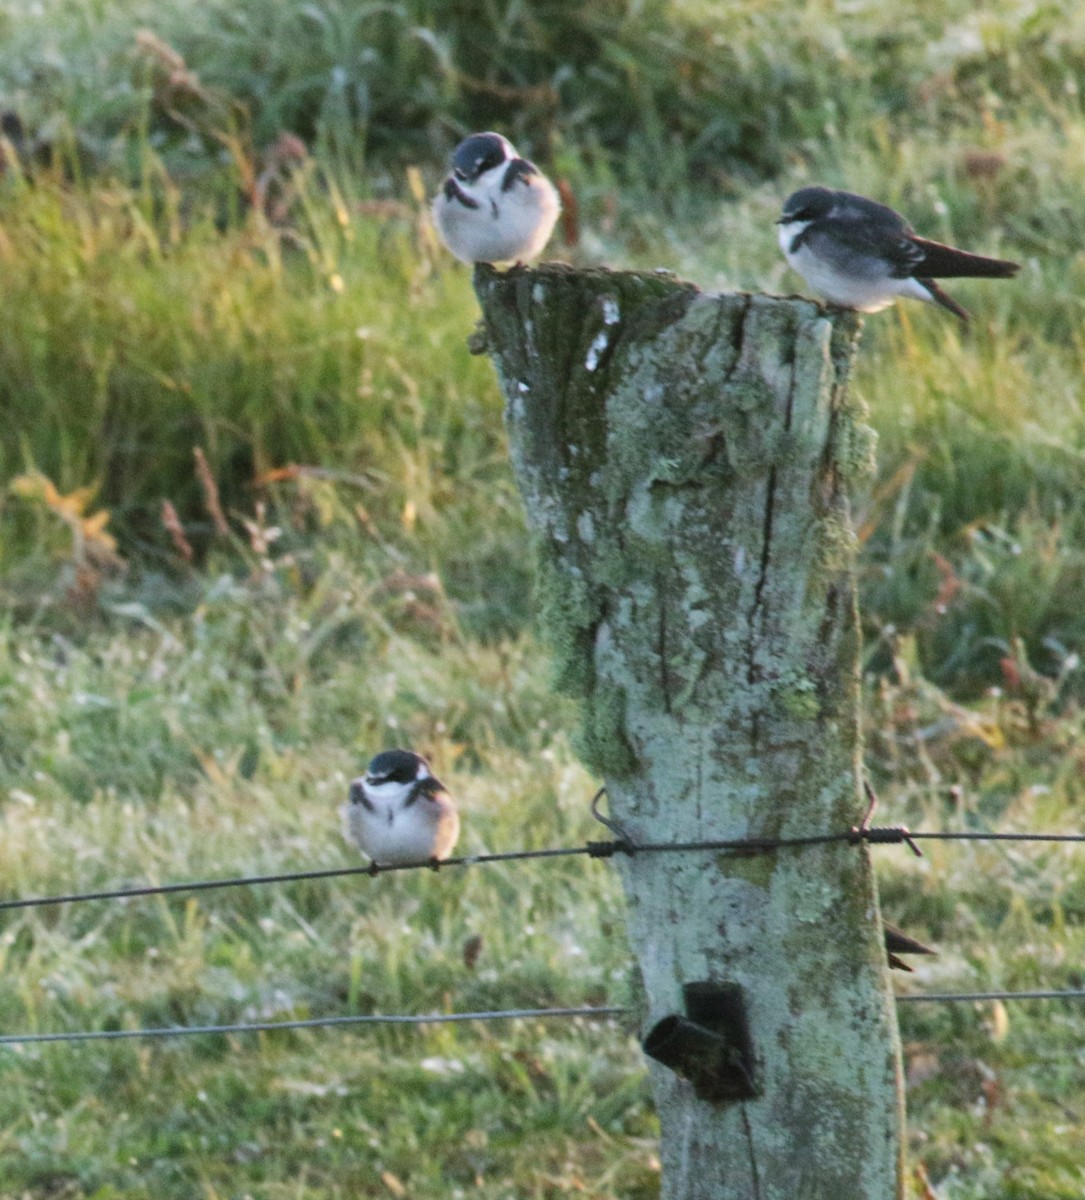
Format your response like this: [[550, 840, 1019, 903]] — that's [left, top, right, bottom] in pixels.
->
[[451, 132, 512, 183], [365, 748, 429, 786], [778, 186, 837, 224]]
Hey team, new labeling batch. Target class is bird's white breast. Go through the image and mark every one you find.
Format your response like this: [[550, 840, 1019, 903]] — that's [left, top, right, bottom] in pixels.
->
[[777, 218, 809, 261], [432, 169, 560, 264], [341, 776, 458, 865], [780, 222, 904, 313]]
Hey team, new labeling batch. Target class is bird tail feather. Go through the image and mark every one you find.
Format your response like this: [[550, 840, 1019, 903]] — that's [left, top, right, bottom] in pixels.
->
[[919, 278, 971, 323], [911, 236, 1020, 279], [883, 922, 937, 958]]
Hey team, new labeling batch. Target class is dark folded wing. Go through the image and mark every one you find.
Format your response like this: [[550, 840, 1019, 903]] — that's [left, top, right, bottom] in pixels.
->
[[443, 177, 480, 209], [501, 157, 539, 191], [408, 776, 450, 807], [349, 781, 375, 812], [798, 222, 925, 279]]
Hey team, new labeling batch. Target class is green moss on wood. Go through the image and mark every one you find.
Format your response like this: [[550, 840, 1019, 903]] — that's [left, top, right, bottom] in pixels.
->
[[777, 673, 821, 719], [534, 549, 599, 699], [574, 677, 638, 777]]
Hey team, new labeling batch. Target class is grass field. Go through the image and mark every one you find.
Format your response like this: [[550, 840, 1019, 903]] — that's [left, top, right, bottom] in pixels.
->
[[2, 1, 1085, 1196]]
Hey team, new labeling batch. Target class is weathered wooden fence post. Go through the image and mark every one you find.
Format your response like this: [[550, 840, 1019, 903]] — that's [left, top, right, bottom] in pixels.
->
[[475, 263, 904, 1199]]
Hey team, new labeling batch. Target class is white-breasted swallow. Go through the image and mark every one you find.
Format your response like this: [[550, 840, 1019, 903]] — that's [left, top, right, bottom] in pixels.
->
[[777, 186, 1019, 321], [431, 131, 561, 265], [342, 749, 460, 866]]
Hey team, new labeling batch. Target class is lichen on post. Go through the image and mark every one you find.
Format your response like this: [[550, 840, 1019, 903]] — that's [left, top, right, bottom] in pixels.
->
[[474, 262, 903, 1199]]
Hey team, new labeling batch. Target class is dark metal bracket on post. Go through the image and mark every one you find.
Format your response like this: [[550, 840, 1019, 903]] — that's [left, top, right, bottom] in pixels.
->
[[642, 982, 759, 1104]]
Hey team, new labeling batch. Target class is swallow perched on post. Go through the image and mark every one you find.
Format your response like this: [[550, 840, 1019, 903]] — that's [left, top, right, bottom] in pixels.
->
[[431, 131, 561, 265], [776, 185, 1019, 321], [342, 749, 460, 867]]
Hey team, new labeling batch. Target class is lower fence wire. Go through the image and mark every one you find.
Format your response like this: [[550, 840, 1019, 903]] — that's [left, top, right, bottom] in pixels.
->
[[896, 988, 1085, 1004], [5, 988, 1085, 1047], [0, 1006, 627, 1047]]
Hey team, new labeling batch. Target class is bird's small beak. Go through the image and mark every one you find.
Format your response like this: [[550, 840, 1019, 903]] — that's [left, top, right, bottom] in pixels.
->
[[774, 216, 788, 224]]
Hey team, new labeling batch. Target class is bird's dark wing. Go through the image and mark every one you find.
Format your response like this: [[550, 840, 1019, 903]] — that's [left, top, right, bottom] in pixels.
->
[[501, 157, 539, 192], [407, 776, 450, 808], [443, 177, 480, 209], [796, 221, 926, 279], [906, 236, 1020, 279], [832, 190, 914, 235], [879, 234, 929, 275], [349, 781, 376, 812]]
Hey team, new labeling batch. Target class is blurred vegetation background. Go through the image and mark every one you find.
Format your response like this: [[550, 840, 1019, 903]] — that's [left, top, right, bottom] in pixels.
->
[[1, 1, 1085, 1197]]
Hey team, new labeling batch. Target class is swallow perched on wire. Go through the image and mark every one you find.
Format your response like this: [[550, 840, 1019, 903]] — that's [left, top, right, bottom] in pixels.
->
[[342, 749, 460, 867], [776, 185, 1019, 321], [431, 131, 561, 265]]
